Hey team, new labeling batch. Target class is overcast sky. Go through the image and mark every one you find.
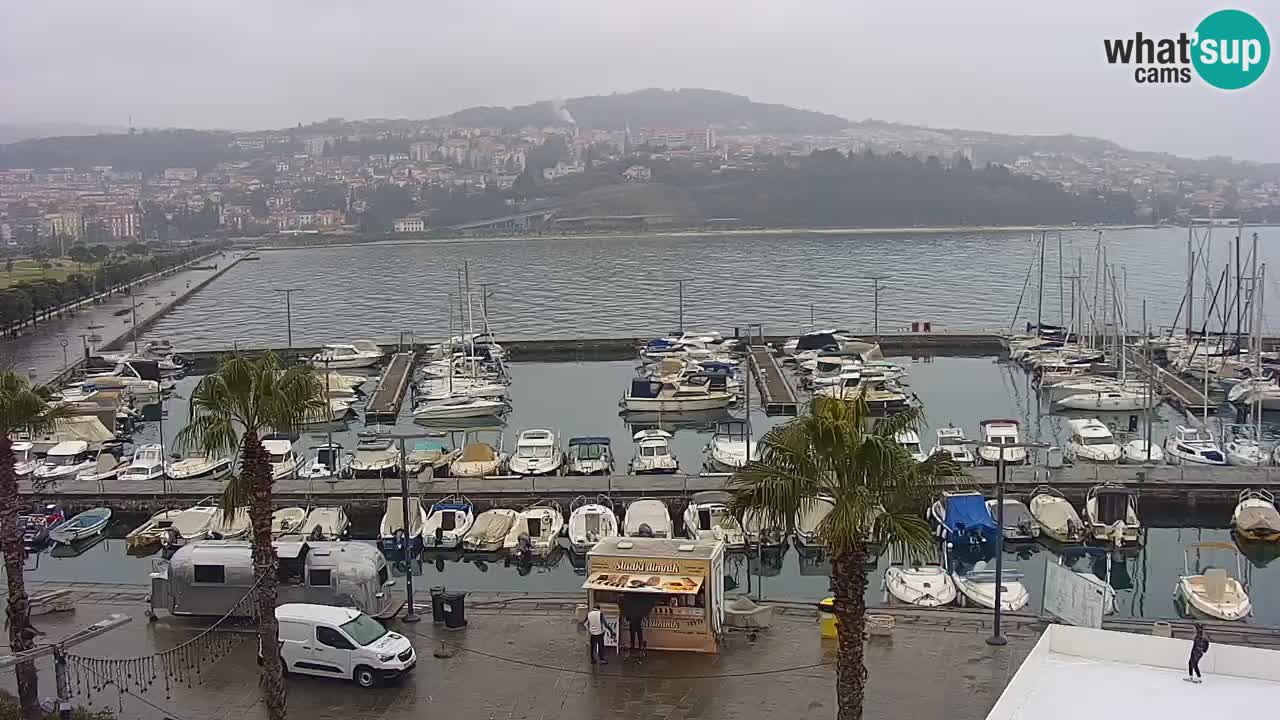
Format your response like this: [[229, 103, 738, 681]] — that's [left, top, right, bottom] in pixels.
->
[[2, 0, 1276, 160]]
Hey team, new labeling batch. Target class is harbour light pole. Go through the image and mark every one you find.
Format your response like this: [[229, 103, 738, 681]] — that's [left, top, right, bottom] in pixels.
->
[[867, 276, 888, 337], [975, 440, 1048, 646], [275, 288, 301, 352]]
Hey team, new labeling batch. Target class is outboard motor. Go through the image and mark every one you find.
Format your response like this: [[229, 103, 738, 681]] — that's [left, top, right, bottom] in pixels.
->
[[434, 526, 445, 547], [516, 533, 533, 564], [637, 523, 655, 539], [309, 526, 326, 541]]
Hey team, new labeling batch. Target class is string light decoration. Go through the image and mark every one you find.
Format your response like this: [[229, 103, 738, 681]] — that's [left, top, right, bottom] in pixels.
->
[[67, 569, 266, 701]]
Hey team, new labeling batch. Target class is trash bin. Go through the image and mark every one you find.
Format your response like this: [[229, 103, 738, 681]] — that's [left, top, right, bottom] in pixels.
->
[[430, 586, 447, 624], [818, 597, 838, 639], [442, 591, 468, 630]]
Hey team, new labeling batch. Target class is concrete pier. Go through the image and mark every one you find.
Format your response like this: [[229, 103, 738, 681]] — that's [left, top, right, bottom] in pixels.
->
[[364, 351, 416, 421]]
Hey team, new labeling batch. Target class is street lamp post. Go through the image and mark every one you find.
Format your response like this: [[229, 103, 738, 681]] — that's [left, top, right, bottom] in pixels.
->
[[975, 440, 1049, 646]]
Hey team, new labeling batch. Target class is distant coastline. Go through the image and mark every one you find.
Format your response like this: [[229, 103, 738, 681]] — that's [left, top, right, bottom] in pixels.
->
[[246, 223, 1174, 252]]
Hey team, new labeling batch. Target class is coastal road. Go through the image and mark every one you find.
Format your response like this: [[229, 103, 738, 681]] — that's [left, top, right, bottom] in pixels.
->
[[0, 252, 244, 386]]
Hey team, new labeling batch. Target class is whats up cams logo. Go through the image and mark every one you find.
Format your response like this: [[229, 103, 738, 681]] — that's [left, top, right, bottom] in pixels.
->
[[1104, 9, 1270, 89]]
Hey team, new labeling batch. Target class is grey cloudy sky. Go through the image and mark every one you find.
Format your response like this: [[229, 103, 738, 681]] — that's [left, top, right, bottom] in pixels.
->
[[2, 0, 1276, 160]]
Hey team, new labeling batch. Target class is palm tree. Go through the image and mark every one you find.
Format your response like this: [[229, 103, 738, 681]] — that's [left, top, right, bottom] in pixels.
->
[[729, 395, 961, 720], [0, 372, 73, 714], [175, 353, 325, 720]]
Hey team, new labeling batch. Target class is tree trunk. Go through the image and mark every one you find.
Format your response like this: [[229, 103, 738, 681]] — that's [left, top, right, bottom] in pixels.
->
[[0, 438, 40, 716], [243, 435, 287, 720], [831, 543, 869, 720]]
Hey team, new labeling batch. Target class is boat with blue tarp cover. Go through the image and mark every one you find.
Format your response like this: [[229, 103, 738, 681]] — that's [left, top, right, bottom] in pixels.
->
[[929, 491, 999, 551]]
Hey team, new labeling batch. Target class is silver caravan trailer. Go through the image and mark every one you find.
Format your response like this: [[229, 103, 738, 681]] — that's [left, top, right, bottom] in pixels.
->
[[148, 539, 399, 620]]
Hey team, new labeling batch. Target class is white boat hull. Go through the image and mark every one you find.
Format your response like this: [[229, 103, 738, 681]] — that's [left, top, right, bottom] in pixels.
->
[[622, 396, 734, 412], [885, 567, 956, 607], [1176, 577, 1251, 621], [954, 576, 1029, 612]]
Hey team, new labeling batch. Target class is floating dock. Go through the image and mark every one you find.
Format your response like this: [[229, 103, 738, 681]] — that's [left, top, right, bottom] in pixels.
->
[[1125, 348, 1216, 414], [364, 351, 416, 421], [749, 346, 799, 415]]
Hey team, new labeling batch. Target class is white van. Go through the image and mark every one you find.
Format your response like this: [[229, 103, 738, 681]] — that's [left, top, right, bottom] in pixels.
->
[[269, 603, 416, 687]]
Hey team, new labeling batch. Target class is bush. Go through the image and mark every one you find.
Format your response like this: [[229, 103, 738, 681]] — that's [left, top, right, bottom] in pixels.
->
[[0, 690, 116, 720]]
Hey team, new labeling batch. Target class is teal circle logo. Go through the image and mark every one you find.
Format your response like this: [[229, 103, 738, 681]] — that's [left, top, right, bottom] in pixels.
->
[[1192, 9, 1270, 89]]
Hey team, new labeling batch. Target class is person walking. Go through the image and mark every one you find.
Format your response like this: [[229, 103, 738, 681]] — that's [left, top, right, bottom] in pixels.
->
[[585, 605, 607, 665], [1186, 623, 1210, 683]]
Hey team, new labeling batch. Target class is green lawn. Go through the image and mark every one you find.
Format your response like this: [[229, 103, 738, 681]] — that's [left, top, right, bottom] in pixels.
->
[[0, 258, 101, 289]]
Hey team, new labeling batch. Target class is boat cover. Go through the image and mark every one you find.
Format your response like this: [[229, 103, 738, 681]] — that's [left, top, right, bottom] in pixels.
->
[[943, 495, 997, 538], [1095, 490, 1132, 524], [1237, 505, 1280, 533], [629, 379, 662, 398], [470, 511, 515, 543], [383, 499, 423, 535], [1034, 500, 1078, 532], [459, 443, 497, 462]]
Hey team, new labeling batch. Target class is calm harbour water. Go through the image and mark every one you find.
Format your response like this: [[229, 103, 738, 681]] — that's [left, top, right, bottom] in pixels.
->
[[14, 356, 1280, 624], [143, 227, 1280, 350]]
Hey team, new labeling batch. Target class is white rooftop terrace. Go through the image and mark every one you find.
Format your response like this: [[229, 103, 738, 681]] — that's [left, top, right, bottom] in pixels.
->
[[987, 624, 1280, 720]]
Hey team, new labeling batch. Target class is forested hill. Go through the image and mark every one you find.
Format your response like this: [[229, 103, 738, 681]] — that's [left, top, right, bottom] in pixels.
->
[[443, 89, 850, 133]]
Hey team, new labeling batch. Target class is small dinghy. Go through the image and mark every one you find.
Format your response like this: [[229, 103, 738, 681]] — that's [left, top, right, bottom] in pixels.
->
[[125, 508, 181, 550], [503, 502, 564, 557], [741, 508, 787, 550], [379, 498, 428, 555], [1028, 485, 1086, 543], [568, 496, 619, 554], [423, 496, 475, 549], [19, 504, 65, 550], [682, 491, 746, 549], [463, 508, 518, 552], [952, 559, 1029, 611], [49, 507, 112, 545], [985, 498, 1040, 542], [1175, 542, 1252, 621], [1120, 438, 1163, 465], [160, 499, 220, 552], [209, 508, 251, 540], [623, 497, 673, 538], [1085, 484, 1141, 547], [1233, 489, 1280, 543], [271, 507, 308, 537], [883, 545, 956, 608], [794, 496, 835, 549]]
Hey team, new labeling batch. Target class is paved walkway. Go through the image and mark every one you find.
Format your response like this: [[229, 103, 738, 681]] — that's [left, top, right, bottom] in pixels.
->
[[0, 593, 1040, 720], [0, 252, 245, 385]]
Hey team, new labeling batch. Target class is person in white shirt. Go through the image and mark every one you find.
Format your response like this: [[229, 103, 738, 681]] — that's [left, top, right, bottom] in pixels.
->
[[584, 605, 607, 664]]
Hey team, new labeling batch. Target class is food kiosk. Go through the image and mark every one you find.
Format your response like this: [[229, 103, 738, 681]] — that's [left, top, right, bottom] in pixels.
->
[[583, 536, 725, 653]]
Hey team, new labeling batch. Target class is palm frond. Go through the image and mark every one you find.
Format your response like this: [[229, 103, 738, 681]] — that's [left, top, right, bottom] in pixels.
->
[[220, 473, 252, 522]]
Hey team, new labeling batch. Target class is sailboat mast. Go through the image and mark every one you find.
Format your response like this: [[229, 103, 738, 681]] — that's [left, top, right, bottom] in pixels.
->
[[1186, 224, 1194, 338], [1036, 231, 1045, 333], [1143, 299, 1152, 460], [1057, 231, 1065, 327], [1256, 263, 1266, 439]]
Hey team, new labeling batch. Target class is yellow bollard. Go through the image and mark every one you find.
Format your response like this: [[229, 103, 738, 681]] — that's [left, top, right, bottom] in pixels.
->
[[818, 597, 839, 639]]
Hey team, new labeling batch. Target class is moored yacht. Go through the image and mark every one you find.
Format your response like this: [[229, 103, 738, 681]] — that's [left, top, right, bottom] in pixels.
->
[[503, 501, 565, 557], [621, 376, 734, 413], [1028, 485, 1086, 543], [894, 429, 927, 462], [422, 496, 475, 549], [33, 441, 95, 483], [568, 496, 620, 554], [930, 426, 975, 465], [263, 437, 304, 480], [508, 429, 564, 476], [309, 340, 384, 369], [703, 420, 757, 472], [1120, 438, 1164, 465], [11, 441, 37, 477], [349, 435, 400, 478], [623, 497, 673, 538], [977, 419, 1027, 465], [297, 443, 352, 481], [1163, 426, 1226, 466], [567, 437, 613, 475], [1085, 484, 1141, 547], [120, 444, 167, 482], [682, 491, 746, 550], [1065, 419, 1121, 463], [883, 545, 956, 608], [1233, 489, 1280, 543], [629, 429, 678, 474], [165, 452, 232, 481]]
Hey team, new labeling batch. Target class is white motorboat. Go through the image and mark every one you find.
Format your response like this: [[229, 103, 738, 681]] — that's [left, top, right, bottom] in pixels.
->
[[271, 507, 308, 537], [76, 452, 127, 483], [1226, 436, 1269, 467], [160, 500, 221, 551], [985, 498, 1041, 541], [503, 502, 564, 556], [682, 491, 746, 549], [48, 507, 112, 545], [931, 426, 975, 465], [415, 377, 509, 402], [952, 561, 1029, 611], [33, 440, 95, 482], [883, 546, 956, 608], [1163, 426, 1227, 466], [794, 496, 835, 549], [1175, 542, 1252, 621], [449, 434, 507, 477], [623, 497, 673, 538], [1054, 388, 1153, 412], [119, 444, 166, 483], [412, 396, 508, 422], [309, 340, 384, 369], [1028, 485, 1086, 543], [1227, 376, 1280, 409], [568, 496, 620, 554], [298, 506, 350, 539], [349, 436, 400, 478], [814, 374, 911, 413], [125, 508, 182, 550], [463, 508, 519, 552], [1058, 547, 1116, 615], [1232, 489, 1280, 542], [1085, 484, 1141, 547], [12, 441, 37, 477], [422, 496, 475, 549], [1065, 419, 1121, 463], [741, 508, 787, 549], [379, 497, 428, 555], [405, 438, 460, 477], [620, 377, 734, 413], [894, 429, 927, 462], [977, 419, 1027, 465], [263, 437, 304, 480], [508, 429, 564, 476], [1120, 439, 1164, 465], [165, 452, 232, 481], [297, 443, 352, 481], [209, 508, 251, 540], [566, 436, 613, 476], [301, 397, 355, 425], [629, 429, 678, 474], [703, 420, 757, 472]]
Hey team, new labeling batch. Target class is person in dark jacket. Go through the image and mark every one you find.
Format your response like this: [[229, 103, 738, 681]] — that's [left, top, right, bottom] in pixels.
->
[[1186, 623, 1210, 683]]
